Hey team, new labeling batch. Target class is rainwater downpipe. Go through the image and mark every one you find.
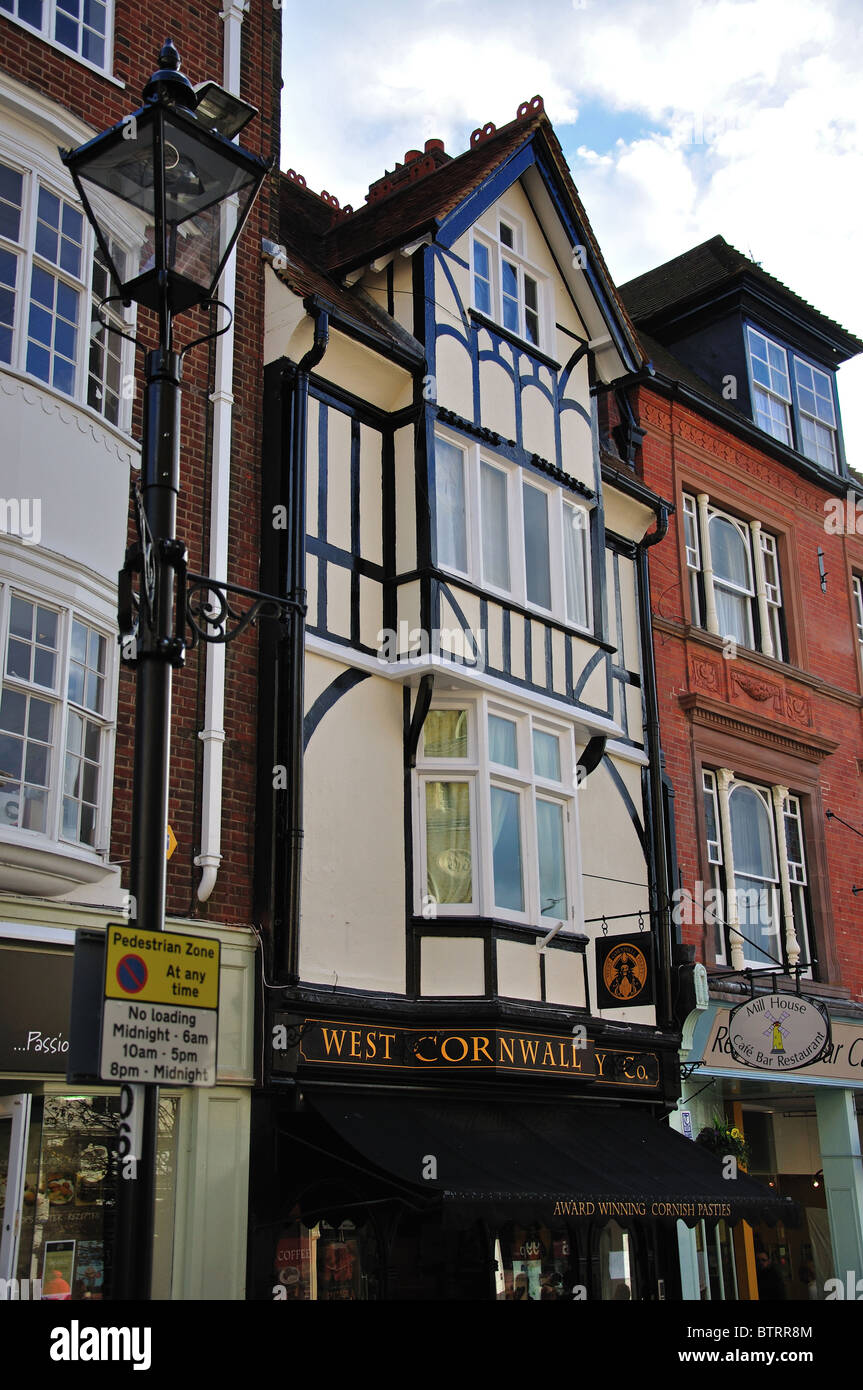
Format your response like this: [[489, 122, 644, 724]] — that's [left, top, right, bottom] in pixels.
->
[[637, 498, 674, 1027], [278, 305, 330, 983], [196, 0, 247, 902]]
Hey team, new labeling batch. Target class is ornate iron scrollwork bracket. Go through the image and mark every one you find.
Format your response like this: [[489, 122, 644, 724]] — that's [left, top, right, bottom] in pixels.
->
[[185, 572, 304, 647], [119, 475, 301, 664]]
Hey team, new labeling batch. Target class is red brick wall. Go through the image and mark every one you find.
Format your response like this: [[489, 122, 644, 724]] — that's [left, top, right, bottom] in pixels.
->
[[2, 2, 282, 926], [633, 385, 863, 995]]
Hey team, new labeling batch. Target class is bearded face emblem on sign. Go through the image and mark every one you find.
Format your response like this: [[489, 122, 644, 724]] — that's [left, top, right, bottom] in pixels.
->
[[602, 943, 648, 1001]]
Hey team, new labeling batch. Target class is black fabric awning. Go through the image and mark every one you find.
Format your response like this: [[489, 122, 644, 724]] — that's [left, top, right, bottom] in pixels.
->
[[309, 1093, 797, 1229]]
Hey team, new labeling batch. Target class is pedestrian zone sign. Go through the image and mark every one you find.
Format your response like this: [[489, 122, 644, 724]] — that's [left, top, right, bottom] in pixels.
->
[[99, 925, 220, 1087]]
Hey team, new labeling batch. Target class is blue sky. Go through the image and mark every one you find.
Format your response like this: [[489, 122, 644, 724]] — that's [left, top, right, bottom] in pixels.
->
[[281, 0, 863, 468]]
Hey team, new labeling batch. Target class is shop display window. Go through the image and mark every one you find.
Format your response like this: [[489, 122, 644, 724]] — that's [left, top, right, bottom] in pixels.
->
[[274, 1219, 378, 1301], [495, 1223, 574, 1300], [4, 1092, 179, 1299]]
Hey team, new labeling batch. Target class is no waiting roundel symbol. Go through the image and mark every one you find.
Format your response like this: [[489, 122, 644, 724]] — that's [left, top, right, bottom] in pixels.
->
[[117, 953, 148, 995]]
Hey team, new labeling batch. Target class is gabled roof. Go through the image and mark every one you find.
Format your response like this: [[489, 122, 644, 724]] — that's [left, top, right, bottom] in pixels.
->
[[276, 99, 646, 373], [620, 236, 863, 358], [324, 118, 538, 273]]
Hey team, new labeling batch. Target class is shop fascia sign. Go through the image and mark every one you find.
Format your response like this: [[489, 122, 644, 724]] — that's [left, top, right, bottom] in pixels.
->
[[270, 1015, 663, 1089], [727, 992, 830, 1072]]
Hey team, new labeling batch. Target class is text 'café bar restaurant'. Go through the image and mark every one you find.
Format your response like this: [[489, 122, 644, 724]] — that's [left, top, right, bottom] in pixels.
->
[[250, 1009, 794, 1301]]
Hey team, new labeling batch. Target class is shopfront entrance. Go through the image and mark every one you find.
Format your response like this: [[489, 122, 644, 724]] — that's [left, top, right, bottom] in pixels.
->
[[0, 1088, 180, 1299]]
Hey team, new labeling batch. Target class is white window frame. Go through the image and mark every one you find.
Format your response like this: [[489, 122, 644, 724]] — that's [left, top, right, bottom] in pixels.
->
[[0, 579, 116, 854], [707, 509, 755, 649], [470, 209, 547, 349], [793, 356, 838, 471], [434, 428, 593, 633], [704, 770, 811, 972], [0, 0, 115, 78], [0, 136, 135, 434], [415, 695, 582, 930], [682, 491, 784, 659], [853, 575, 863, 671], [746, 324, 840, 472], [746, 326, 792, 446]]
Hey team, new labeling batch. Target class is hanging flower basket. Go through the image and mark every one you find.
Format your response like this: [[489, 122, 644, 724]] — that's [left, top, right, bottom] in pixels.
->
[[695, 1114, 750, 1169]]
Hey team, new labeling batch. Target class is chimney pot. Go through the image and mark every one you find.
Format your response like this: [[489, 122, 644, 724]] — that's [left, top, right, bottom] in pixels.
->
[[425, 139, 445, 153], [404, 149, 423, 164]]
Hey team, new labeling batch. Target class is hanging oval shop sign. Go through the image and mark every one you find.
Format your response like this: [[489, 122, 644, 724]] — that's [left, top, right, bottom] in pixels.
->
[[728, 993, 831, 1071]]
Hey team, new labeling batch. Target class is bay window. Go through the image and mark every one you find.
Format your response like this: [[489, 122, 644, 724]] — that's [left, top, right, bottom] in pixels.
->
[[417, 699, 579, 927], [0, 153, 133, 430], [434, 432, 592, 631], [702, 769, 812, 972], [683, 492, 784, 659], [746, 325, 840, 472], [0, 586, 114, 850]]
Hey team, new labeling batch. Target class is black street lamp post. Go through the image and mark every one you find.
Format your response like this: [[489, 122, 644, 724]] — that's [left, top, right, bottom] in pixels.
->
[[62, 42, 272, 1300]]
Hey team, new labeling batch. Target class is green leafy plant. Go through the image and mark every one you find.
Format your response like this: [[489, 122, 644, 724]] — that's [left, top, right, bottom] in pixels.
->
[[695, 1113, 751, 1169]]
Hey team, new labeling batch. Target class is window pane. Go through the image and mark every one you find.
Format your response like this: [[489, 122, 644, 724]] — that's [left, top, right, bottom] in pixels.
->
[[523, 483, 551, 608], [0, 165, 22, 242], [6, 638, 30, 679], [473, 241, 491, 315], [32, 647, 56, 687], [715, 587, 752, 647], [563, 503, 589, 626], [66, 708, 83, 755], [0, 732, 22, 776], [10, 596, 32, 639], [84, 721, 100, 761], [55, 10, 79, 50], [501, 260, 518, 299], [481, 462, 510, 589], [79, 801, 96, 844], [62, 794, 78, 839], [434, 438, 467, 572], [67, 663, 85, 705], [85, 671, 103, 713], [71, 620, 88, 662], [489, 715, 518, 767], [0, 783, 20, 828], [709, 517, 751, 589], [729, 786, 776, 878], [536, 799, 566, 918], [532, 730, 561, 781], [424, 709, 468, 759], [499, 222, 514, 248], [491, 785, 523, 911], [23, 787, 47, 832], [27, 697, 52, 742], [0, 688, 27, 736], [425, 781, 472, 904], [24, 742, 48, 785]]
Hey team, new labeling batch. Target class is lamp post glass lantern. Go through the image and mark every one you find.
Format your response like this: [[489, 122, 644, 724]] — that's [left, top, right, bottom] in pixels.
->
[[60, 42, 269, 1301], [62, 38, 269, 320]]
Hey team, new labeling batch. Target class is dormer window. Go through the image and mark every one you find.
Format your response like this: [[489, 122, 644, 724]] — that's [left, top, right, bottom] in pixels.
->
[[745, 326, 839, 471], [471, 215, 543, 349]]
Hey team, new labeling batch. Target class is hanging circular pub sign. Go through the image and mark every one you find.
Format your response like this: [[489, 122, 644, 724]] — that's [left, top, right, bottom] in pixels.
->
[[727, 992, 831, 1071]]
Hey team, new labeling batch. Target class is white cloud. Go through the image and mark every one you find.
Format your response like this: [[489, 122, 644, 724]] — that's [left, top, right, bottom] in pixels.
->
[[281, 0, 863, 461]]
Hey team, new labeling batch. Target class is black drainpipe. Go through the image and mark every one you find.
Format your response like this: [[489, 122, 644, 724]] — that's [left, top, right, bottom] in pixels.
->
[[276, 306, 329, 986], [636, 500, 675, 1028]]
